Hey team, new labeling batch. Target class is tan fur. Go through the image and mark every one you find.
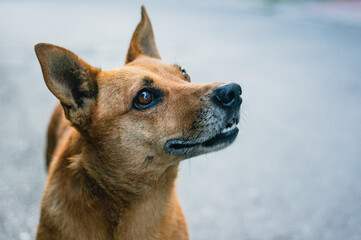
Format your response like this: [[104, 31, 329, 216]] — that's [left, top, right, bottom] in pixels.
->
[[35, 6, 241, 240]]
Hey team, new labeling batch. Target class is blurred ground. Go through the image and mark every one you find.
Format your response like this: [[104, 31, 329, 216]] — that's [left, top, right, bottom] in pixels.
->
[[0, 0, 360, 239]]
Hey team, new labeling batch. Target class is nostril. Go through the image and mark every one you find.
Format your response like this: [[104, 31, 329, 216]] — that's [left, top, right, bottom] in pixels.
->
[[227, 91, 235, 103], [215, 95, 222, 104]]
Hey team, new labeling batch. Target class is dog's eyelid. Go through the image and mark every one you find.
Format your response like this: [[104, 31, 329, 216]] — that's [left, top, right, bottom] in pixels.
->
[[138, 87, 161, 96]]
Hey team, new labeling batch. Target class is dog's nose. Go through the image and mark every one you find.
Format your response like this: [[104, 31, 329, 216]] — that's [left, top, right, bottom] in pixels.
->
[[213, 83, 242, 108]]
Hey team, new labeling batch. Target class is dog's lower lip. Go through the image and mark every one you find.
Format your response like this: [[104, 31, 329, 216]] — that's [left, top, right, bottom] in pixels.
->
[[166, 127, 239, 152], [202, 127, 238, 147]]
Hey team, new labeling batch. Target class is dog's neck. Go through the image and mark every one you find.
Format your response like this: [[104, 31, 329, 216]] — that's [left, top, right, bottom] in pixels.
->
[[49, 130, 180, 239]]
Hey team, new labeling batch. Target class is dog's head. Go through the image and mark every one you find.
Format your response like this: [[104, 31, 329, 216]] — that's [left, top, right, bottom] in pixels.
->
[[35, 6, 242, 173]]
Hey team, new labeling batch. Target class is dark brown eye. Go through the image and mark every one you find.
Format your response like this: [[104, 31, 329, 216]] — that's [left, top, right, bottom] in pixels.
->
[[137, 90, 153, 107], [133, 88, 161, 110]]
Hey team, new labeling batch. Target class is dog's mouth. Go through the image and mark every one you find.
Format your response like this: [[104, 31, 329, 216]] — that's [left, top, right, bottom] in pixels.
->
[[165, 117, 239, 157]]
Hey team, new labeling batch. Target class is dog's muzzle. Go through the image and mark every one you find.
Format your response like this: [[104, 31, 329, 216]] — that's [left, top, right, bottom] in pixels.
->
[[165, 83, 242, 158]]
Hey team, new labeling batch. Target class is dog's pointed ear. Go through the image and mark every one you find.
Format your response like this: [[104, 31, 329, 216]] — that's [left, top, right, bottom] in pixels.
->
[[35, 43, 100, 128], [126, 6, 161, 64]]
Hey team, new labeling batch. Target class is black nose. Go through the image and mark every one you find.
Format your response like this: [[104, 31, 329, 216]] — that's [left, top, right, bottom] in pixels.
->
[[213, 83, 242, 108]]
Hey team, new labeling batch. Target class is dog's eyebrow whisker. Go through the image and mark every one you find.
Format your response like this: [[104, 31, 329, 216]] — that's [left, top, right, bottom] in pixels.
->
[[143, 77, 154, 86]]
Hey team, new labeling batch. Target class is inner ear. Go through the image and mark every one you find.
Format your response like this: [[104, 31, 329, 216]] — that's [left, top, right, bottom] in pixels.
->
[[126, 6, 161, 64], [49, 54, 96, 108]]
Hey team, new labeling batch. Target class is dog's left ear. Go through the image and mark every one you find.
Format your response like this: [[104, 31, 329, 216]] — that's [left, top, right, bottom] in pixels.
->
[[126, 6, 161, 63]]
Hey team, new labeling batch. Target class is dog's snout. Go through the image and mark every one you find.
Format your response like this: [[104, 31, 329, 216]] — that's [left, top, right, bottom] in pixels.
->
[[213, 83, 242, 108]]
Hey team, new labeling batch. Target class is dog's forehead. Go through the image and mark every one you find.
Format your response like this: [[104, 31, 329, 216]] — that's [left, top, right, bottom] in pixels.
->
[[123, 56, 185, 83], [96, 56, 188, 93]]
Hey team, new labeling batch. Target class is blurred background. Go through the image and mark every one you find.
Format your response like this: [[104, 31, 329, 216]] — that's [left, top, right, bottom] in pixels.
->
[[0, 0, 360, 239]]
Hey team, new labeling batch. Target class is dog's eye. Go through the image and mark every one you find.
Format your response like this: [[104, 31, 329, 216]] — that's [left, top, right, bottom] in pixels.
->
[[136, 90, 153, 107], [133, 88, 161, 110], [174, 64, 190, 81], [181, 68, 188, 80]]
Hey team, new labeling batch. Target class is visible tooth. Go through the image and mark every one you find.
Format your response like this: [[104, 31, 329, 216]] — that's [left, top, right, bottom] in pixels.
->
[[221, 122, 235, 134]]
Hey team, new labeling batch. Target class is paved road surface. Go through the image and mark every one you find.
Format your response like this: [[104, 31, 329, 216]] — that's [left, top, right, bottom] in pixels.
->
[[0, 1, 360, 239]]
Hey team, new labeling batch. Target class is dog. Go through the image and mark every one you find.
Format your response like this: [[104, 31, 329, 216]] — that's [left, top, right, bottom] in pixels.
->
[[34, 6, 242, 240]]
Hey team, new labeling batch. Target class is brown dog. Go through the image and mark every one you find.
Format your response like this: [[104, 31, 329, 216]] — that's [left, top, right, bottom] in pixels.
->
[[35, 6, 242, 240]]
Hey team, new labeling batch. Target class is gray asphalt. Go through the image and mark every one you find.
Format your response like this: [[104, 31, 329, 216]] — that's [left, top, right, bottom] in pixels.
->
[[1, 1, 360, 239]]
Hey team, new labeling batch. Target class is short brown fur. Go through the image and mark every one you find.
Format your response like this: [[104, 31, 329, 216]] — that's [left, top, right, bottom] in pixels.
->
[[35, 6, 241, 240]]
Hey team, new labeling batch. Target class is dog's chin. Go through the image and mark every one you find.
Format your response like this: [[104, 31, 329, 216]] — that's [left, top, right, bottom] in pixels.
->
[[165, 119, 239, 159]]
